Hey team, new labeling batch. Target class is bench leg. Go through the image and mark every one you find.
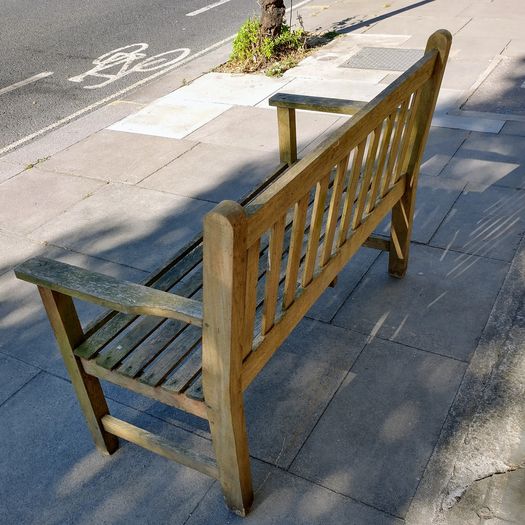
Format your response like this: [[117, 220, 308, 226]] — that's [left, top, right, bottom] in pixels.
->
[[207, 386, 253, 516], [38, 287, 119, 455], [388, 186, 414, 279]]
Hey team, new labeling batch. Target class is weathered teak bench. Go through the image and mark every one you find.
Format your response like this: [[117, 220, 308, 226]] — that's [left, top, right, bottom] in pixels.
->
[[15, 30, 450, 516]]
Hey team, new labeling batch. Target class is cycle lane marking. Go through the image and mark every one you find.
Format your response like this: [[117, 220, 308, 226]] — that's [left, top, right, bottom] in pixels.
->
[[0, 0, 314, 156], [68, 44, 191, 89], [0, 72, 54, 96], [186, 0, 234, 17]]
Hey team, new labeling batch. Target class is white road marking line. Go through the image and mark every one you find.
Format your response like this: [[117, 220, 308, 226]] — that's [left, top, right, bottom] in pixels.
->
[[0, 72, 54, 96], [0, 0, 314, 156], [521, 81, 525, 88], [186, 0, 234, 17]]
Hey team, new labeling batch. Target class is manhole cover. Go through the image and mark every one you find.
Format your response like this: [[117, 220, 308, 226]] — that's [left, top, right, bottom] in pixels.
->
[[340, 47, 424, 71]]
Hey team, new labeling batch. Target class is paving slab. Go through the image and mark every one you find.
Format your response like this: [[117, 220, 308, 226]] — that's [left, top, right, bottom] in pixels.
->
[[441, 57, 494, 91], [364, 15, 472, 36], [464, 57, 525, 116], [139, 142, 277, 203], [290, 338, 466, 518], [41, 130, 196, 184], [30, 183, 214, 272], [187, 458, 402, 525], [1, 101, 139, 167], [0, 353, 40, 406], [159, 72, 292, 106], [0, 249, 147, 378], [375, 175, 466, 243], [54, 101, 146, 137], [121, 42, 232, 105], [186, 106, 342, 154], [446, 34, 510, 59], [458, 0, 525, 18], [430, 184, 525, 262], [109, 98, 232, 140], [333, 244, 508, 361], [439, 132, 525, 189], [500, 120, 525, 137], [148, 319, 367, 469], [306, 247, 379, 323], [431, 113, 504, 134], [326, 32, 411, 49], [406, 236, 525, 524], [0, 372, 214, 525], [503, 38, 525, 58], [456, 17, 524, 39], [0, 160, 24, 184], [399, 0, 473, 17], [0, 230, 44, 276], [0, 168, 106, 235], [282, 54, 389, 82], [257, 77, 386, 109], [420, 127, 469, 176]]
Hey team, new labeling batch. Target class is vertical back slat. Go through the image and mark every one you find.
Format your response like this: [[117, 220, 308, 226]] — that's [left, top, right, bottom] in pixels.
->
[[337, 140, 366, 247], [366, 115, 394, 213], [321, 154, 350, 266], [381, 99, 410, 196], [262, 215, 286, 334], [352, 125, 382, 229], [242, 240, 260, 358], [393, 90, 422, 182], [283, 195, 309, 309], [302, 175, 330, 286]]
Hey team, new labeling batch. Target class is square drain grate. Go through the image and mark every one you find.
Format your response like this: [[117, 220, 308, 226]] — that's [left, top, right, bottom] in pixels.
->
[[340, 47, 424, 71]]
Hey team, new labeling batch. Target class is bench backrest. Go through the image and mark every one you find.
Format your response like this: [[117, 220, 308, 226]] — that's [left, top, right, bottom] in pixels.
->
[[202, 30, 451, 392]]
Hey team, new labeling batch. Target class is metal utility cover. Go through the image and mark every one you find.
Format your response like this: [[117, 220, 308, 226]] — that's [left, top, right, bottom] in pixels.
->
[[341, 47, 424, 71]]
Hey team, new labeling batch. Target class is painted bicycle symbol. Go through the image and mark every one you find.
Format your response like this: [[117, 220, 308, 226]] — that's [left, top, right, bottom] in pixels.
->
[[68, 43, 191, 89]]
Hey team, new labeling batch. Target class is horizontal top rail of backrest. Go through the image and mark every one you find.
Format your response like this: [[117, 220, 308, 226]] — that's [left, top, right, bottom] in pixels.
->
[[244, 49, 437, 245]]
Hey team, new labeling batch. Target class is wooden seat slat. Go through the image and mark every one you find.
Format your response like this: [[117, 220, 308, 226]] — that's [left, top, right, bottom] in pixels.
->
[[75, 246, 203, 359], [117, 318, 189, 378], [93, 269, 204, 369], [162, 346, 203, 394], [140, 325, 202, 387]]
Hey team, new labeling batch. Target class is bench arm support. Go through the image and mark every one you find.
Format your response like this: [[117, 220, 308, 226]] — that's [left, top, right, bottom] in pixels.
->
[[269, 93, 368, 115], [15, 257, 203, 326]]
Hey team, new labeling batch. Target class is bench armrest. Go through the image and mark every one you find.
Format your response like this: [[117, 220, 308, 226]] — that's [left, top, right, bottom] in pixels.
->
[[15, 257, 203, 327], [269, 93, 367, 115]]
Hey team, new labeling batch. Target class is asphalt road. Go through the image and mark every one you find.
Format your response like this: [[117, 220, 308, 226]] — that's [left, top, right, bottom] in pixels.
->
[[0, 0, 278, 151]]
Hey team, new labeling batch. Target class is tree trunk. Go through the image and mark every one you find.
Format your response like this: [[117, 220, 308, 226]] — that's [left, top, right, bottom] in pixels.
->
[[260, 0, 286, 38]]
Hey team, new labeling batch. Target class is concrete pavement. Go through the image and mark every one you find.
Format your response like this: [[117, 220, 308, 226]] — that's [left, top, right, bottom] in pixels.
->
[[1, 0, 524, 523]]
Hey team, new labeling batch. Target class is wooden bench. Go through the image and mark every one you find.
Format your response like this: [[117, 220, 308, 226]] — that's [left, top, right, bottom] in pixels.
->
[[14, 30, 451, 516]]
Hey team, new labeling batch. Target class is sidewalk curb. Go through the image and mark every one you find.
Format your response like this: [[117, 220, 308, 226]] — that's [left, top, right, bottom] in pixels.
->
[[406, 234, 525, 524]]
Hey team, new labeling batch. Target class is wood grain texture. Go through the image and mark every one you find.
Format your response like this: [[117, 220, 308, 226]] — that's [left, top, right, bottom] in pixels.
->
[[102, 415, 218, 479], [302, 175, 329, 286], [16, 257, 203, 326], [38, 287, 118, 455], [389, 30, 452, 278], [202, 201, 253, 515], [277, 107, 297, 165], [262, 215, 286, 334], [270, 93, 367, 115], [283, 194, 309, 309], [242, 177, 407, 389], [321, 154, 350, 266]]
